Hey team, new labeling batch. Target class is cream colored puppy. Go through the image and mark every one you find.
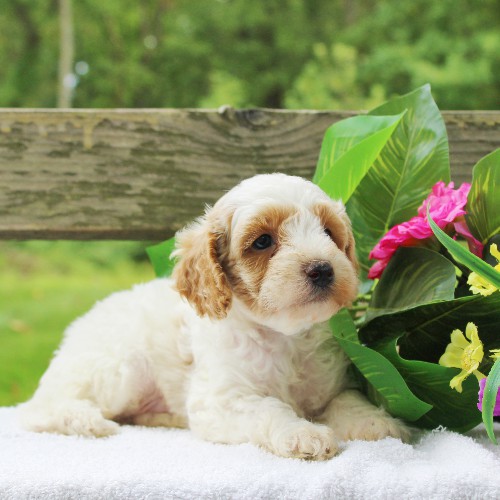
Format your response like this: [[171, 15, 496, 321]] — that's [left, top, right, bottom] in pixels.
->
[[20, 173, 407, 460]]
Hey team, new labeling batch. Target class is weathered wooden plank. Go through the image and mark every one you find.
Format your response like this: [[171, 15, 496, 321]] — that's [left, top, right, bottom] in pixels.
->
[[0, 109, 498, 240]]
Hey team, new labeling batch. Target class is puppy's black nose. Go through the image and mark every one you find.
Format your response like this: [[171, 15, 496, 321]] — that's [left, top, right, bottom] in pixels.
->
[[305, 261, 334, 288]]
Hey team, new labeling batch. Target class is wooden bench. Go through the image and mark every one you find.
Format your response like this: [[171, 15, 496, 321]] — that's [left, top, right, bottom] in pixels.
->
[[1, 109, 499, 241]]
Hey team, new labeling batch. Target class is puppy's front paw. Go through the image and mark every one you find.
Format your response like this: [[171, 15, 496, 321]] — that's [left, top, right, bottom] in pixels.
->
[[270, 421, 338, 460], [338, 413, 411, 443]]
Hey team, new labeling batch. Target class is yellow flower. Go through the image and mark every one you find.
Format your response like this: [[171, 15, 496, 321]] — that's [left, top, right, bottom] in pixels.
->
[[491, 244, 500, 261], [439, 322, 486, 392], [468, 244, 500, 296], [490, 349, 500, 360]]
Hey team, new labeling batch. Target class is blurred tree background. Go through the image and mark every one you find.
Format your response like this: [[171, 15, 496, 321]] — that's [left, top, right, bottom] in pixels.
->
[[1, 0, 498, 110], [1, 0, 499, 406]]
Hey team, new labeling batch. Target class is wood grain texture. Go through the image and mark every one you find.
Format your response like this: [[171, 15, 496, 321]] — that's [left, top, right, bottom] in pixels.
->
[[1, 108, 498, 240]]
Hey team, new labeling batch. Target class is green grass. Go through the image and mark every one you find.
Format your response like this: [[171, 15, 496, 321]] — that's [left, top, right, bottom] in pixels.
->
[[0, 241, 155, 406]]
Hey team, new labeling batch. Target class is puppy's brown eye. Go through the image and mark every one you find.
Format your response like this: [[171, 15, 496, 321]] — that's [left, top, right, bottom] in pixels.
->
[[324, 228, 333, 239], [252, 234, 273, 250]]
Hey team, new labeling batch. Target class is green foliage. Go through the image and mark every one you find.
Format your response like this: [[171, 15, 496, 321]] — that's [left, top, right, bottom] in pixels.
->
[[313, 112, 404, 203], [314, 85, 499, 435], [330, 310, 432, 422], [1, 0, 499, 109], [366, 247, 457, 322], [146, 238, 176, 278], [375, 338, 483, 432], [466, 149, 500, 245], [344, 0, 500, 110], [427, 208, 500, 289], [0, 2, 59, 106], [285, 43, 387, 110], [346, 85, 450, 278], [361, 293, 500, 367], [482, 359, 500, 444], [358, 293, 500, 432]]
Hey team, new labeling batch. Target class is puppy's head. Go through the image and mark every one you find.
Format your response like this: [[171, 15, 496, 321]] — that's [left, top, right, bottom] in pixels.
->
[[172, 173, 358, 334]]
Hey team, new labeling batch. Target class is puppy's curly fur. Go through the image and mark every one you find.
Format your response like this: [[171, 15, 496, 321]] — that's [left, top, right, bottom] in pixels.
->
[[19, 174, 409, 459]]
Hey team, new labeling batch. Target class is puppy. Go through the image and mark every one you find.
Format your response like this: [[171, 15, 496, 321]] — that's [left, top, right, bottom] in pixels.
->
[[20, 173, 408, 459]]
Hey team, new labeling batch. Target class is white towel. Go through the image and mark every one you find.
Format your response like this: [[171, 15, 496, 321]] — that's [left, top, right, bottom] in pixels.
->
[[1, 406, 499, 499]]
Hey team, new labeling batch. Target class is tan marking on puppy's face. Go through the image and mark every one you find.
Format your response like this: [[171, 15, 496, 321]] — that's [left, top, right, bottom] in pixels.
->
[[221, 201, 359, 329], [313, 202, 358, 271], [221, 205, 292, 307]]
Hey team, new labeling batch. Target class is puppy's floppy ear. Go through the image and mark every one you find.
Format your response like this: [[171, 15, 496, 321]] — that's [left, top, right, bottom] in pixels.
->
[[334, 203, 358, 273], [172, 213, 232, 319]]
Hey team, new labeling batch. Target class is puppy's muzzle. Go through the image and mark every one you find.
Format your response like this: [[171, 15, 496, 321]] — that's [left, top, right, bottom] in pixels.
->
[[305, 261, 334, 289]]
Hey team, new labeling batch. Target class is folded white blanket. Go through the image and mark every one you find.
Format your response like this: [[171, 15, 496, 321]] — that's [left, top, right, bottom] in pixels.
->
[[1, 406, 499, 499]]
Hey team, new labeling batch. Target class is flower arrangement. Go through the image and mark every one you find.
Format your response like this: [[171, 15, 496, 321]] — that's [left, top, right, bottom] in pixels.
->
[[314, 85, 500, 442], [148, 85, 500, 441]]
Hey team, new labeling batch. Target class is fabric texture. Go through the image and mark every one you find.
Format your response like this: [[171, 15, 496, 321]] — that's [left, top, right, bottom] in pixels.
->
[[1, 406, 500, 499]]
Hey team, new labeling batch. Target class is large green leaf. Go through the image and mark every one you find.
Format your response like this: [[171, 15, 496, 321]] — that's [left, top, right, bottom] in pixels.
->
[[375, 337, 482, 432], [346, 85, 450, 277], [329, 307, 359, 343], [427, 208, 500, 289], [366, 247, 456, 322], [466, 149, 500, 245], [360, 293, 500, 366], [330, 310, 432, 422], [146, 237, 176, 277], [313, 113, 405, 203], [482, 358, 500, 444]]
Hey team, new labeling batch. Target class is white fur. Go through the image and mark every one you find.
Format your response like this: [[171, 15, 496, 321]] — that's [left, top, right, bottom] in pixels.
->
[[20, 174, 409, 459]]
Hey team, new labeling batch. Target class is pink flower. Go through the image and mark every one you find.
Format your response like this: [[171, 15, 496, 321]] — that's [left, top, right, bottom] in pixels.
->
[[477, 377, 500, 416], [416, 181, 470, 222], [453, 220, 484, 257], [368, 182, 484, 279]]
